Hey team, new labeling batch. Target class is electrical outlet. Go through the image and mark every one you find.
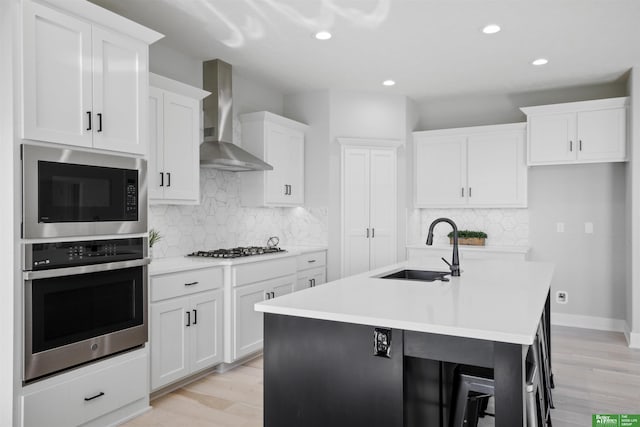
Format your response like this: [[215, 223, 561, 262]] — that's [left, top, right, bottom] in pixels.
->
[[556, 222, 565, 233], [585, 222, 594, 234], [373, 328, 392, 358], [556, 291, 568, 304]]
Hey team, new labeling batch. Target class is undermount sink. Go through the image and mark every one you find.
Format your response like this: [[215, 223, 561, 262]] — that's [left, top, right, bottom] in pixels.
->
[[379, 269, 450, 282]]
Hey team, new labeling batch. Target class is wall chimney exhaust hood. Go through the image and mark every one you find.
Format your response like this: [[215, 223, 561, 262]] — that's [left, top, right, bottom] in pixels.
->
[[201, 59, 273, 171]]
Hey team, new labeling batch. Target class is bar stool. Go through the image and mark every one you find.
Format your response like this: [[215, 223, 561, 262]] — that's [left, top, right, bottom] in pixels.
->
[[449, 339, 550, 427]]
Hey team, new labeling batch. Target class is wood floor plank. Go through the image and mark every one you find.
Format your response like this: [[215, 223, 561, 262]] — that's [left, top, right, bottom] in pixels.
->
[[121, 326, 640, 426]]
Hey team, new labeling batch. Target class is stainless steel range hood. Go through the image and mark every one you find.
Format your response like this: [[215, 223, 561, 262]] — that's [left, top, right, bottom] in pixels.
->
[[201, 59, 273, 171]]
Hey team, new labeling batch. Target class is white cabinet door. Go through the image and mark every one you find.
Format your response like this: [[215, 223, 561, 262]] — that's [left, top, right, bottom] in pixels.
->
[[23, 2, 93, 147], [415, 136, 467, 207], [369, 149, 397, 270], [467, 131, 526, 207], [577, 108, 626, 161], [265, 124, 290, 205], [151, 297, 190, 390], [190, 290, 223, 373], [528, 113, 577, 164], [148, 87, 164, 200], [343, 148, 371, 276], [91, 27, 147, 154], [309, 269, 326, 286], [296, 274, 312, 292], [162, 92, 199, 201], [265, 123, 304, 206], [285, 131, 305, 205], [272, 275, 296, 298], [233, 282, 268, 360]]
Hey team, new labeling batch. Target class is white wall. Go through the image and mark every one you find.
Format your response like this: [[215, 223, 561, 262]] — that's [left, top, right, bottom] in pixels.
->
[[0, 0, 17, 424], [417, 82, 628, 130], [529, 163, 626, 321], [149, 42, 202, 88]]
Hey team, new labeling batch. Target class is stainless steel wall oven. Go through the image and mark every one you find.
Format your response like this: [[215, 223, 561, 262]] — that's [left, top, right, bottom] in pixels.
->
[[22, 144, 147, 239], [23, 238, 149, 382]]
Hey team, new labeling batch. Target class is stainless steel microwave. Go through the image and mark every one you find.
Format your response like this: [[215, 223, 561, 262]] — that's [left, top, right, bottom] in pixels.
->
[[22, 144, 147, 239]]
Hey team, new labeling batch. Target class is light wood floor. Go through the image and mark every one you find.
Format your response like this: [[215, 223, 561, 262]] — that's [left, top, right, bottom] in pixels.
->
[[122, 326, 640, 427]]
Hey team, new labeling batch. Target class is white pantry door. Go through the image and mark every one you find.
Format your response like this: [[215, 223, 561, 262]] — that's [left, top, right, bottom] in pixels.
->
[[369, 149, 397, 270], [343, 148, 372, 277]]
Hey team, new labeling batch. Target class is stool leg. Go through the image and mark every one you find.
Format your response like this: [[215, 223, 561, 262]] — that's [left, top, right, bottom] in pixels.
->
[[451, 375, 472, 427], [537, 323, 555, 409]]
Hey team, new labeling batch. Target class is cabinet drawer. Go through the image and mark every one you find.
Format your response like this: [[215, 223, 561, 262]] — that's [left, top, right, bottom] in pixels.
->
[[152, 267, 223, 302], [22, 352, 147, 427], [297, 251, 326, 271], [233, 257, 296, 287]]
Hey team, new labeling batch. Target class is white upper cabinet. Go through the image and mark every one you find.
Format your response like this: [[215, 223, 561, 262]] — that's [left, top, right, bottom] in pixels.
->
[[521, 97, 628, 165], [239, 112, 308, 207], [149, 74, 209, 204], [414, 123, 527, 208], [22, 0, 162, 155]]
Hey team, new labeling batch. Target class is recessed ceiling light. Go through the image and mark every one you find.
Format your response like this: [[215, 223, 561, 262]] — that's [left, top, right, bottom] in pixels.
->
[[532, 58, 549, 66], [314, 31, 332, 40], [382, 80, 395, 86], [482, 24, 501, 34]]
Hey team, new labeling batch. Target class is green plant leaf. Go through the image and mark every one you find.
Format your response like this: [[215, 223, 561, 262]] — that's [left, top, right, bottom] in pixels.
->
[[447, 230, 487, 239]]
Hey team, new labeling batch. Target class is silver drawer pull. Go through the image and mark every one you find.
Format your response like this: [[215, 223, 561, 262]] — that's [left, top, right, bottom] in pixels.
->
[[185, 281, 199, 286], [84, 392, 104, 402], [307, 259, 316, 263]]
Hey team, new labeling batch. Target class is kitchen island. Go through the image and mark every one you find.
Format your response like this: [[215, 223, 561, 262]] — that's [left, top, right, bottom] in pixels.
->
[[255, 258, 554, 426]]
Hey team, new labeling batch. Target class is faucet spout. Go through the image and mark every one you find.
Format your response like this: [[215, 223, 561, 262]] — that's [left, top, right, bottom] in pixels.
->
[[425, 217, 461, 277]]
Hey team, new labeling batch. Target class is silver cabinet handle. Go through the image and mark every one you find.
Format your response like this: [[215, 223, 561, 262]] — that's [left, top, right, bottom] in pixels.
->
[[24, 258, 150, 280], [97, 113, 102, 132], [569, 140, 573, 151], [185, 281, 199, 286], [160, 172, 164, 187], [579, 140, 582, 151], [371, 228, 375, 238], [167, 172, 171, 187], [309, 279, 313, 287], [284, 185, 287, 195], [461, 187, 464, 197], [86, 111, 92, 131], [469, 187, 472, 197], [366, 228, 370, 238], [307, 259, 316, 263], [192, 309, 197, 325], [186, 311, 191, 327]]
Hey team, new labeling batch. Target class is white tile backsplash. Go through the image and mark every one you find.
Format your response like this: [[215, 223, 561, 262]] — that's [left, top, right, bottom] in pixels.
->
[[149, 168, 328, 258], [417, 208, 529, 246]]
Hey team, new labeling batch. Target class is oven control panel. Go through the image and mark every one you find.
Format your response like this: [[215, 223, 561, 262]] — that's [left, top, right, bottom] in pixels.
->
[[25, 238, 144, 270]]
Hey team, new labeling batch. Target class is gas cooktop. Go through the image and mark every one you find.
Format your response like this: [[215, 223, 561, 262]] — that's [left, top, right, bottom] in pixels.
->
[[187, 246, 286, 259]]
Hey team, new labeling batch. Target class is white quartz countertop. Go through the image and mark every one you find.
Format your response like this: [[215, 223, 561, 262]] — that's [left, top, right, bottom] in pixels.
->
[[255, 259, 554, 345], [406, 244, 530, 254], [149, 245, 327, 276]]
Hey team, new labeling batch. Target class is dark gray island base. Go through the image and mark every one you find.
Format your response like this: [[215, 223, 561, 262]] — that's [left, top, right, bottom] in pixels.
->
[[263, 292, 552, 427]]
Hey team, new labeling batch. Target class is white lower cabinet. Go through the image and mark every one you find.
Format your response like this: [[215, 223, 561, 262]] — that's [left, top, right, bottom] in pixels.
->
[[295, 250, 327, 291], [21, 349, 147, 427], [233, 274, 296, 360], [150, 267, 223, 391], [227, 256, 297, 362]]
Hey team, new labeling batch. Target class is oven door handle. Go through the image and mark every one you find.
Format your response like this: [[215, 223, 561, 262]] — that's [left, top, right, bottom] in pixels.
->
[[23, 258, 151, 280]]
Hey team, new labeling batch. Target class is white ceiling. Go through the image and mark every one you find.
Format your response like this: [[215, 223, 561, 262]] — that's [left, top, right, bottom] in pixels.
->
[[89, 0, 639, 99]]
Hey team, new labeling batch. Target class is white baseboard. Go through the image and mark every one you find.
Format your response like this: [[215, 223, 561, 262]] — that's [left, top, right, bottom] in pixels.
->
[[624, 322, 640, 349], [551, 312, 626, 332]]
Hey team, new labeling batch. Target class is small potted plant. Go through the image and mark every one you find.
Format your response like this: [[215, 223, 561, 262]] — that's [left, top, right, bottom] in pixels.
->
[[448, 230, 487, 246], [149, 228, 162, 258]]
